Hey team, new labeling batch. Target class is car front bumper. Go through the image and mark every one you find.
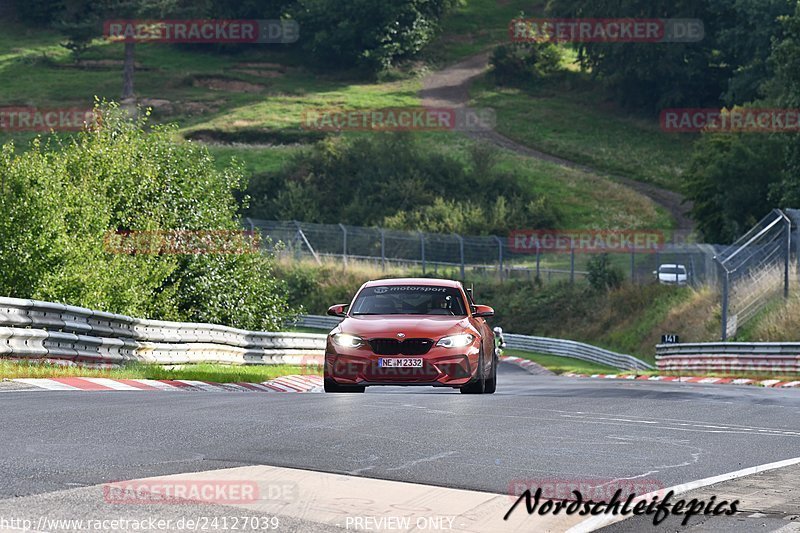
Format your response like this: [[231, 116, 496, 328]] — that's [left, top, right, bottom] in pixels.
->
[[325, 342, 481, 387]]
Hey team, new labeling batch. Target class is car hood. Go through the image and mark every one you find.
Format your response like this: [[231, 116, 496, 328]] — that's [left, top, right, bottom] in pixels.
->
[[337, 315, 474, 339]]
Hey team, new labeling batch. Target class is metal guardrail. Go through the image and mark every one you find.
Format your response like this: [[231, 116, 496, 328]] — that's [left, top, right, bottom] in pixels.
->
[[504, 334, 653, 371], [0, 300, 654, 372], [0, 297, 326, 367], [656, 342, 800, 373], [294, 314, 342, 331], [293, 315, 653, 371]]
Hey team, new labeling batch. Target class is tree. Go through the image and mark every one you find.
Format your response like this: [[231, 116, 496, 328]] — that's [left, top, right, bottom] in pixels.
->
[[0, 104, 295, 330], [683, 132, 784, 243], [767, 3, 800, 206], [288, 0, 457, 72], [587, 253, 624, 291]]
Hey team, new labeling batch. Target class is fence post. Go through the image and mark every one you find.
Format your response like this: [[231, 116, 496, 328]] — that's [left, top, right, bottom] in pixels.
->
[[721, 268, 729, 341], [785, 214, 791, 299], [454, 234, 465, 281], [630, 248, 635, 282], [380, 228, 386, 271], [493, 236, 504, 280], [339, 223, 348, 267], [420, 232, 426, 275], [570, 246, 575, 284], [536, 244, 541, 279]]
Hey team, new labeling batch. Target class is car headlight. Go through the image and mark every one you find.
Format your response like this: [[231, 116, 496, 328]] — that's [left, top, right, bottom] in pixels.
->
[[436, 334, 475, 348], [332, 333, 364, 348]]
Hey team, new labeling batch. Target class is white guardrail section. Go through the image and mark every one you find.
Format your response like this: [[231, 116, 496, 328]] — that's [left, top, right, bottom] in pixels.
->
[[0, 297, 326, 367], [656, 343, 800, 373], [294, 315, 654, 371]]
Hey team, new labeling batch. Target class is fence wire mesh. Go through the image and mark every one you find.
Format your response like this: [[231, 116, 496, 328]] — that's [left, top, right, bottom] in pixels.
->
[[245, 218, 721, 286], [715, 209, 791, 340]]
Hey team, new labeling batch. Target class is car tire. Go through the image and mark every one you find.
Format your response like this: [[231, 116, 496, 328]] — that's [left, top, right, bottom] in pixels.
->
[[324, 378, 365, 393], [460, 349, 486, 394], [484, 355, 497, 394]]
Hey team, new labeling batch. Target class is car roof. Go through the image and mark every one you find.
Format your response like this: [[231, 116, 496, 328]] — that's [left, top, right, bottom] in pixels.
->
[[362, 278, 463, 288], [659, 264, 686, 269]]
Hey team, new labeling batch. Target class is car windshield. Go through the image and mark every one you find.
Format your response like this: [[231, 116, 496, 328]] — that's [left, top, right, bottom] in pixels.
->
[[660, 267, 686, 275], [351, 285, 467, 316]]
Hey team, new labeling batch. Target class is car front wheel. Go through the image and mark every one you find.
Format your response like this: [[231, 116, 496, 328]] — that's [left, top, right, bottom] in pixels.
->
[[324, 378, 365, 393], [460, 349, 486, 394]]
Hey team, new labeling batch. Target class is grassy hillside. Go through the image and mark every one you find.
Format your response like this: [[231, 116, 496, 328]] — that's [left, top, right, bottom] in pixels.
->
[[276, 259, 723, 363]]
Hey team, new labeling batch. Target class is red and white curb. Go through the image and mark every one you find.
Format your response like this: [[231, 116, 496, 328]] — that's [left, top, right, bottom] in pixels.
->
[[9, 375, 323, 393], [563, 373, 800, 389], [499, 355, 554, 375]]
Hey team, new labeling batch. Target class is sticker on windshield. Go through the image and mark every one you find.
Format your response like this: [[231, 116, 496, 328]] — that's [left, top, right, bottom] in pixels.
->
[[371, 286, 447, 293]]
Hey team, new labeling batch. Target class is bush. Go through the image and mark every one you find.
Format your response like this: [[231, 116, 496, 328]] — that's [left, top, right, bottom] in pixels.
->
[[245, 134, 561, 235], [0, 103, 294, 330], [490, 42, 563, 86], [587, 253, 624, 291]]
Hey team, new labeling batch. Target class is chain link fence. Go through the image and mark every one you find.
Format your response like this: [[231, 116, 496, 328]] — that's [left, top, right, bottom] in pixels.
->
[[245, 218, 721, 286], [715, 209, 792, 340]]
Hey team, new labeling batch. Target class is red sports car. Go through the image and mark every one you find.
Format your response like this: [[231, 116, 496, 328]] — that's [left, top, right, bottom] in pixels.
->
[[324, 278, 497, 394]]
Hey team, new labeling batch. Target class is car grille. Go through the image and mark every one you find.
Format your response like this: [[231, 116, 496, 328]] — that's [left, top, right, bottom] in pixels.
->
[[368, 338, 433, 356]]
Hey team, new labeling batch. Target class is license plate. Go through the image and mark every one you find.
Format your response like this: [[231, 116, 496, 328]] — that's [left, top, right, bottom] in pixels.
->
[[378, 358, 423, 368]]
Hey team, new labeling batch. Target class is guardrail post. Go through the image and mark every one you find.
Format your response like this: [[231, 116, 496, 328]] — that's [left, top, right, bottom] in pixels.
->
[[339, 223, 348, 267]]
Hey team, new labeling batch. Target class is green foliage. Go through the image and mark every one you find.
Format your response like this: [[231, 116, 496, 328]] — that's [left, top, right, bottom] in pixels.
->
[[587, 253, 624, 291], [712, 0, 794, 105], [245, 134, 561, 235], [683, 132, 784, 243], [544, 0, 793, 111], [769, 3, 800, 206], [490, 42, 563, 87], [288, 0, 457, 73], [0, 103, 294, 330]]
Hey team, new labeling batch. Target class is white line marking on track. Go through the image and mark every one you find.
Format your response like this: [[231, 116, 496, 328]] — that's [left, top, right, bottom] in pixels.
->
[[567, 455, 800, 532]]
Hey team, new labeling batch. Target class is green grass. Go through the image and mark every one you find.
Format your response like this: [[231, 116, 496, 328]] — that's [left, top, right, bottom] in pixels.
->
[[505, 349, 619, 375], [427, 0, 544, 63], [470, 74, 696, 190], [0, 361, 321, 383]]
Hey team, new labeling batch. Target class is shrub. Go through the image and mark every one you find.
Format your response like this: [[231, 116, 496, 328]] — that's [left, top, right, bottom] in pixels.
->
[[245, 134, 561, 235], [490, 42, 563, 86], [0, 103, 294, 330], [587, 253, 624, 291]]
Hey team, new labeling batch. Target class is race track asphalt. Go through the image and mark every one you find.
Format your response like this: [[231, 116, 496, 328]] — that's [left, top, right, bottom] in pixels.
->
[[1, 362, 799, 532]]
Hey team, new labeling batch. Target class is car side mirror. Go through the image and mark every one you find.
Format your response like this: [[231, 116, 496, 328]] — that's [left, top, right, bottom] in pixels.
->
[[327, 304, 348, 317], [473, 304, 494, 318]]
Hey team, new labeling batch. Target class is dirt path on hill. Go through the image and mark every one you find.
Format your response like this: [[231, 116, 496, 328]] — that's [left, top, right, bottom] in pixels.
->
[[420, 52, 694, 231]]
